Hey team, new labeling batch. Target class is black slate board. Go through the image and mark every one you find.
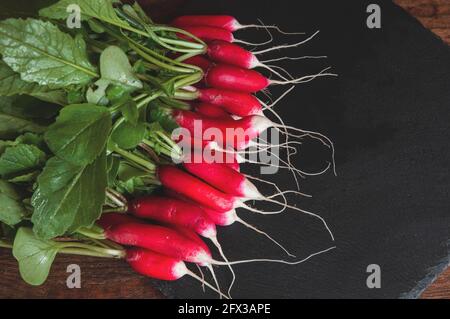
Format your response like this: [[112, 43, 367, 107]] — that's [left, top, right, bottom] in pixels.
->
[[157, 0, 450, 298]]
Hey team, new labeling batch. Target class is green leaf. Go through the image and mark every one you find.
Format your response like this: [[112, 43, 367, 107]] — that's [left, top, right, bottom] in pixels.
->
[[0, 140, 15, 155], [149, 105, 178, 132], [0, 95, 62, 121], [13, 227, 59, 286], [0, 61, 67, 105], [86, 79, 110, 105], [14, 133, 46, 150], [8, 171, 39, 183], [110, 121, 146, 150], [117, 162, 148, 182], [100, 46, 142, 89], [0, 144, 46, 177], [0, 180, 27, 226], [106, 155, 120, 187], [40, 0, 130, 30], [31, 152, 107, 239], [0, 18, 97, 89], [120, 99, 139, 125], [45, 104, 111, 166], [0, 111, 46, 139]]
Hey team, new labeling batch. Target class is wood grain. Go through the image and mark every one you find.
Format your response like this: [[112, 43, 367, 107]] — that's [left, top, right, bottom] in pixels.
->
[[395, 0, 450, 43], [0, 248, 163, 299]]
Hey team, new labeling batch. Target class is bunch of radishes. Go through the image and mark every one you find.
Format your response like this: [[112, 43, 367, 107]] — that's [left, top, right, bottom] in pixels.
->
[[93, 15, 336, 298]]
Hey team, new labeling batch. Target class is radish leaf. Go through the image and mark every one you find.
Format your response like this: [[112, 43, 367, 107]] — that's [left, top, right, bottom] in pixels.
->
[[31, 152, 107, 239], [0, 144, 46, 178], [0, 180, 27, 226], [110, 121, 146, 150], [0, 61, 67, 105], [40, 0, 130, 30], [0, 18, 97, 88], [0, 111, 46, 139], [45, 104, 111, 166], [100, 46, 142, 89], [12, 227, 59, 285]]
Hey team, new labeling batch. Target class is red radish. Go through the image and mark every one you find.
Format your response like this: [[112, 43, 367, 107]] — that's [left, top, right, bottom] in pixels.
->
[[187, 149, 240, 171], [163, 188, 237, 227], [172, 110, 272, 149], [172, 15, 305, 34], [158, 165, 335, 241], [179, 26, 234, 43], [126, 247, 228, 298], [177, 26, 270, 46], [196, 88, 262, 117], [183, 162, 262, 198], [194, 102, 231, 119], [205, 64, 269, 93], [207, 40, 256, 69], [130, 195, 217, 238], [130, 192, 232, 296], [98, 213, 213, 264], [172, 15, 240, 32], [163, 188, 295, 258], [205, 41, 299, 80], [172, 133, 239, 169], [157, 165, 237, 212], [184, 55, 212, 73], [126, 248, 187, 281], [204, 63, 336, 93]]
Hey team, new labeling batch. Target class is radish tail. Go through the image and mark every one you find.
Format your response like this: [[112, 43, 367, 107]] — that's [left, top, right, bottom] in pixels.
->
[[236, 19, 305, 36], [234, 26, 273, 47], [195, 264, 206, 292], [210, 237, 236, 298], [206, 264, 224, 299], [245, 174, 312, 198], [261, 55, 328, 63], [237, 217, 295, 258], [186, 270, 229, 299], [269, 67, 337, 85], [249, 198, 335, 241], [274, 125, 337, 176], [253, 30, 321, 55], [210, 246, 336, 266]]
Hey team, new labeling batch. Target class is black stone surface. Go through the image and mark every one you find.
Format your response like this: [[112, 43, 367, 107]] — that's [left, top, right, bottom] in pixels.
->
[[157, 0, 450, 298]]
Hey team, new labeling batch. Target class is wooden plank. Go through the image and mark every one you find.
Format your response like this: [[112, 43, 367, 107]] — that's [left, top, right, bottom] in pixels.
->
[[0, 249, 163, 299]]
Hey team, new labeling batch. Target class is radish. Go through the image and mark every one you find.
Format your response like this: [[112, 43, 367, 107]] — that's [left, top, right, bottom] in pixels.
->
[[100, 213, 229, 297], [97, 213, 213, 265], [194, 102, 231, 119], [183, 162, 261, 198], [205, 40, 325, 80], [163, 187, 293, 257], [130, 195, 217, 238], [196, 88, 262, 117], [157, 165, 236, 212], [177, 26, 272, 46], [126, 247, 228, 298], [172, 133, 240, 169], [184, 55, 211, 73], [172, 106, 335, 182], [205, 63, 337, 93], [130, 194, 235, 286], [172, 110, 271, 149], [172, 15, 306, 35], [158, 165, 334, 241]]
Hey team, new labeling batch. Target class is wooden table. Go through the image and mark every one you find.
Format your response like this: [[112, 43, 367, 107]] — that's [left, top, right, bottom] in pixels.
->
[[0, 0, 448, 299]]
